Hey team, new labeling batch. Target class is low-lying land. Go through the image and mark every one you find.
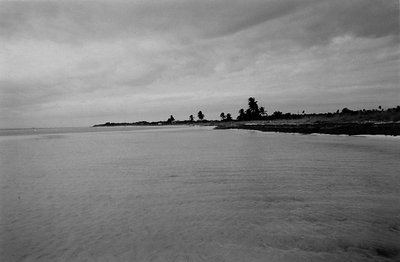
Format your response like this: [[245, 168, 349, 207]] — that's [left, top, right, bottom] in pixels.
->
[[213, 120, 400, 136], [93, 104, 400, 136], [94, 118, 400, 136], [214, 108, 400, 136]]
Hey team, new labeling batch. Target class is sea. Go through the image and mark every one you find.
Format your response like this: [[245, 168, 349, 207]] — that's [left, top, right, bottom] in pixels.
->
[[1, 126, 399, 262]]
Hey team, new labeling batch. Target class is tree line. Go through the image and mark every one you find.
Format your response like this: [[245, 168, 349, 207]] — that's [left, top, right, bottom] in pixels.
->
[[93, 97, 400, 127], [166, 97, 400, 123], [168, 97, 276, 122]]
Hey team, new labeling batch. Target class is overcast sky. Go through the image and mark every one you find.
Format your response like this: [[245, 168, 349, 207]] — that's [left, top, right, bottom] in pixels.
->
[[0, 0, 399, 128]]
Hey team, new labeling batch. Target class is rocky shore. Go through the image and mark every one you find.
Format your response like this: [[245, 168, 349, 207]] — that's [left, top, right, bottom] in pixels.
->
[[214, 121, 400, 136]]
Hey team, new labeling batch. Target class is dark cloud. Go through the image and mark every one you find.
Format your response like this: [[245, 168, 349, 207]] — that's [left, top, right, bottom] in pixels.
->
[[0, 0, 398, 127], [1, 0, 397, 44], [299, 0, 399, 44]]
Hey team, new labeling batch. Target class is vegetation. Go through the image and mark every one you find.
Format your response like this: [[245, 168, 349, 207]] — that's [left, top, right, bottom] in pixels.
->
[[238, 97, 263, 121], [220, 112, 226, 121], [233, 97, 400, 123], [166, 115, 175, 123], [220, 112, 233, 121], [93, 97, 400, 135], [197, 111, 205, 121]]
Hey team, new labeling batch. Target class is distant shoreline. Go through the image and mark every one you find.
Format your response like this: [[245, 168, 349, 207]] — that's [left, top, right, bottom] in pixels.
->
[[93, 120, 400, 136], [93, 103, 400, 136]]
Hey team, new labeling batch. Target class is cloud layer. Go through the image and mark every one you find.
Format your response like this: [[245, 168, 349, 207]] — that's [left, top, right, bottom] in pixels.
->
[[0, 0, 398, 127]]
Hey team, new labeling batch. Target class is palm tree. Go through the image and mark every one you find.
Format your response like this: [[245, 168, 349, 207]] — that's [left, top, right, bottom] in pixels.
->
[[237, 108, 245, 120], [198, 111, 205, 121], [248, 97, 259, 118], [167, 115, 175, 123], [220, 112, 226, 121], [259, 106, 266, 117]]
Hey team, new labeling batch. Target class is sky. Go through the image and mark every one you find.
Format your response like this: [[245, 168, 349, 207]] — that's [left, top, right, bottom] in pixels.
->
[[0, 0, 399, 128]]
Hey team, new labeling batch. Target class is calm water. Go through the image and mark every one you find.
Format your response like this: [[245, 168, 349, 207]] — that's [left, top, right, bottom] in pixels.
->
[[1, 126, 399, 261]]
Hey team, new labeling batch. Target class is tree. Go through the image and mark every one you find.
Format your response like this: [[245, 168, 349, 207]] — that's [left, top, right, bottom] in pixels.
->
[[246, 108, 252, 118], [226, 113, 232, 121], [341, 108, 352, 114], [167, 115, 175, 123], [198, 111, 204, 120], [271, 111, 283, 119], [259, 106, 266, 116], [189, 115, 194, 122], [248, 97, 260, 118], [237, 97, 266, 120], [237, 108, 245, 120], [220, 112, 226, 121]]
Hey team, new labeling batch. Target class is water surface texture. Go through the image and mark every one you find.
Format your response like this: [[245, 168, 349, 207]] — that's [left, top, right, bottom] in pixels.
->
[[1, 127, 399, 261]]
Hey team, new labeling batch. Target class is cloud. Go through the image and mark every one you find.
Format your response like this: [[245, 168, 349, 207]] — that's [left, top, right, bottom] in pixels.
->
[[299, 0, 398, 45], [1, 0, 397, 43], [0, 0, 398, 127]]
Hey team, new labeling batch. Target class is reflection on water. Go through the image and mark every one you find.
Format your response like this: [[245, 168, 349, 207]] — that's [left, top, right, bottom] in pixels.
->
[[1, 127, 399, 261]]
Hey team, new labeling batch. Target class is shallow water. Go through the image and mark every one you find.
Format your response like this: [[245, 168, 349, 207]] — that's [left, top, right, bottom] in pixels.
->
[[1, 127, 399, 261]]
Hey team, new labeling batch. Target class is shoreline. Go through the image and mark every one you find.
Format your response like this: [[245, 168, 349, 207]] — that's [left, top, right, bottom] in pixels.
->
[[92, 121, 400, 136], [213, 121, 400, 136]]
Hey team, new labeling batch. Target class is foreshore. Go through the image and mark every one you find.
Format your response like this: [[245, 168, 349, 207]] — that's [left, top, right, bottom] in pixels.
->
[[213, 121, 400, 136], [93, 120, 400, 136]]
